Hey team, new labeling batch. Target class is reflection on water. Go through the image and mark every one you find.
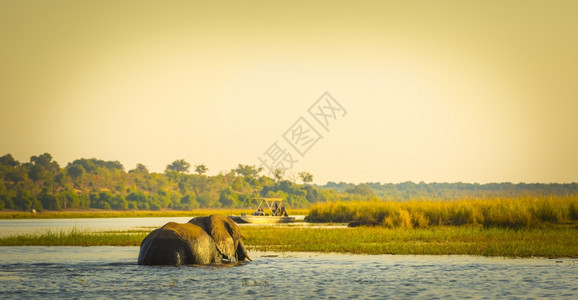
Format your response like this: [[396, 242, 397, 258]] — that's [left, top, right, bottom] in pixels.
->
[[0, 247, 576, 299]]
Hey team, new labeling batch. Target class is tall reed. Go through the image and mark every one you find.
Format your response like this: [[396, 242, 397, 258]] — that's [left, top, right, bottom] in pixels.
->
[[306, 196, 578, 228], [242, 226, 577, 257]]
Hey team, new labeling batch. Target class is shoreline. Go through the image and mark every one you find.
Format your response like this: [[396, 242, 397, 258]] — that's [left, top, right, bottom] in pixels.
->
[[0, 208, 311, 219]]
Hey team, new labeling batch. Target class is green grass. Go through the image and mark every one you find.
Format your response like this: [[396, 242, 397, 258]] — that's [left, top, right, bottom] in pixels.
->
[[242, 226, 577, 258], [0, 229, 148, 246], [1, 226, 576, 258]]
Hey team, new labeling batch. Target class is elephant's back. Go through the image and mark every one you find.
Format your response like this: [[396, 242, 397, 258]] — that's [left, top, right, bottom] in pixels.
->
[[163, 222, 205, 240], [138, 222, 215, 265]]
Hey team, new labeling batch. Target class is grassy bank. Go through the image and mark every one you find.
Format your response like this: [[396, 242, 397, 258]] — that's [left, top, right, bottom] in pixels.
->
[[1, 226, 576, 258], [0, 208, 310, 219], [0, 229, 148, 246], [243, 226, 577, 258], [306, 196, 578, 228]]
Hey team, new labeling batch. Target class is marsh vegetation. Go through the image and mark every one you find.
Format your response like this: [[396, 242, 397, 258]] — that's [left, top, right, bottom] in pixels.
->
[[1, 224, 576, 258], [306, 196, 578, 228]]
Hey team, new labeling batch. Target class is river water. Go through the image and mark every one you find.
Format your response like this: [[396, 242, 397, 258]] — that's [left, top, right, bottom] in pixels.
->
[[0, 218, 577, 299], [0, 247, 576, 299], [0, 216, 315, 236], [0, 217, 194, 236]]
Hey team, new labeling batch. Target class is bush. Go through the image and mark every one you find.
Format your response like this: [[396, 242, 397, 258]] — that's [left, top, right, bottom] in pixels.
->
[[411, 211, 430, 228]]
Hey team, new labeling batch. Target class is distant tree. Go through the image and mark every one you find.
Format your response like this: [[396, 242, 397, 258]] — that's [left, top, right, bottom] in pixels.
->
[[66, 164, 85, 186], [234, 164, 262, 181], [299, 172, 314, 184], [25, 154, 58, 187], [218, 187, 238, 207], [40, 192, 61, 211], [178, 179, 190, 195], [0, 154, 19, 167], [28, 164, 49, 183], [195, 164, 208, 176], [69, 159, 97, 174], [346, 183, 375, 197], [4, 166, 27, 183], [178, 194, 200, 210], [67, 158, 123, 174], [166, 159, 190, 173], [109, 194, 128, 210], [13, 190, 42, 212], [30, 153, 60, 174], [273, 168, 284, 182], [130, 163, 149, 174], [104, 160, 124, 171]]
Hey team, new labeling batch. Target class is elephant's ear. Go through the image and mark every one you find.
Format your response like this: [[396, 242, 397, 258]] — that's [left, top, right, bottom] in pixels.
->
[[207, 215, 242, 261]]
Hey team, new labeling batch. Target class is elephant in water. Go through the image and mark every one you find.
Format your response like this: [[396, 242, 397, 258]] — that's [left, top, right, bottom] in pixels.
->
[[138, 214, 252, 265]]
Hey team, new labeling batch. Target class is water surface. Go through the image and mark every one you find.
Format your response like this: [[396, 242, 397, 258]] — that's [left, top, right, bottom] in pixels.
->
[[0, 217, 193, 236], [0, 216, 336, 236], [0, 247, 576, 299]]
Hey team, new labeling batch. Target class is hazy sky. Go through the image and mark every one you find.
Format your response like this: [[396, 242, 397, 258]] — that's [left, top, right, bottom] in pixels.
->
[[1, 0, 577, 184]]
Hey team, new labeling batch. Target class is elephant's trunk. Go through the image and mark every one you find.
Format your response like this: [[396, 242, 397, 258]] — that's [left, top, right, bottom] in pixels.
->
[[236, 241, 252, 262]]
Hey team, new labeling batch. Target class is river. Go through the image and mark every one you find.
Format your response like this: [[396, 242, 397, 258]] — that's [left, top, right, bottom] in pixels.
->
[[0, 216, 332, 236], [1, 247, 576, 299], [0, 218, 576, 299], [0, 217, 194, 236]]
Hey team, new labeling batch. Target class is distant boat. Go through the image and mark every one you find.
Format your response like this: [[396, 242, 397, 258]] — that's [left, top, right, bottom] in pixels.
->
[[228, 198, 295, 224]]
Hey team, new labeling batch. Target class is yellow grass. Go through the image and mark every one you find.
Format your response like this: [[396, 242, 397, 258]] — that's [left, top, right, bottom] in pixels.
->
[[306, 196, 578, 228]]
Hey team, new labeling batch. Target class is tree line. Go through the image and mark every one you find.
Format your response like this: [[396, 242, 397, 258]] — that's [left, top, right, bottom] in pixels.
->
[[324, 181, 578, 200], [0, 153, 320, 212], [1, 153, 576, 212]]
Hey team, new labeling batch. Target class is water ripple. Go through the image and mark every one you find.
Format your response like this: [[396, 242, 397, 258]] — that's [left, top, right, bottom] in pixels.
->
[[0, 247, 576, 299]]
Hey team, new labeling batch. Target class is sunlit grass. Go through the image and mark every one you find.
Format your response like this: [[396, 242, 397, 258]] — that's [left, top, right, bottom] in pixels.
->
[[0, 229, 148, 246], [242, 226, 577, 258], [2, 226, 576, 258], [306, 196, 578, 228]]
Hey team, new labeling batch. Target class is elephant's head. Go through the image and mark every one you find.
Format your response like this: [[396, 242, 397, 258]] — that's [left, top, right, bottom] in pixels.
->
[[138, 214, 252, 265], [189, 214, 252, 263]]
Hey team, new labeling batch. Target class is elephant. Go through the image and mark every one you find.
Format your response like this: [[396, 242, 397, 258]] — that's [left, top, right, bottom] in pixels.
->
[[138, 214, 252, 265]]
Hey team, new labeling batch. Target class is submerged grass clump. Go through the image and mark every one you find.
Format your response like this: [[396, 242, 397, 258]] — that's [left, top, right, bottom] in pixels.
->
[[306, 196, 578, 228]]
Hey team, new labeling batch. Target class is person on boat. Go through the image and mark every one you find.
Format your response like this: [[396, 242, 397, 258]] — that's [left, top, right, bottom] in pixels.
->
[[278, 205, 288, 217], [273, 203, 288, 217], [252, 207, 264, 216]]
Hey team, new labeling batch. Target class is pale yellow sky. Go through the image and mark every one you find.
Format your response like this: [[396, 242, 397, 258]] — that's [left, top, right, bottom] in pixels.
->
[[1, 0, 577, 184]]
